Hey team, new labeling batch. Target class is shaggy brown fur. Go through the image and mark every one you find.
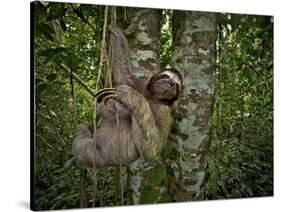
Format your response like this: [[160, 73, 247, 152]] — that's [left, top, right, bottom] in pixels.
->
[[72, 26, 182, 168]]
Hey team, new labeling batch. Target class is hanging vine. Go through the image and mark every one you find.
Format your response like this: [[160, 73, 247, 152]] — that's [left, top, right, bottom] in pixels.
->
[[106, 6, 124, 206], [59, 5, 125, 207], [90, 5, 109, 207]]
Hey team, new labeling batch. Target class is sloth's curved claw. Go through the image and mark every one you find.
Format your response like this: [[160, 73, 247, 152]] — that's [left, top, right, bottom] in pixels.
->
[[95, 88, 115, 97], [95, 88, 120, 103]]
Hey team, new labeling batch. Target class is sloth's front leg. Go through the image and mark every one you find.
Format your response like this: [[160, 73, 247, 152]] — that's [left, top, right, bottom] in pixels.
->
[[95, 85, 137, 108], [96, 85, 148, 114]]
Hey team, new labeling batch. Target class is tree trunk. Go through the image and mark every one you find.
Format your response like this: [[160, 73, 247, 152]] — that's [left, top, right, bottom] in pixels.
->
[[167, 11, 217, 201], [125, 8, 161, 78], [123, 7, 161, 204]]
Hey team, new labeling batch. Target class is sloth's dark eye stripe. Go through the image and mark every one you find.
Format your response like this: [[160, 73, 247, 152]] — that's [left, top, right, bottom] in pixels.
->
[[156, 74, 170, 80]]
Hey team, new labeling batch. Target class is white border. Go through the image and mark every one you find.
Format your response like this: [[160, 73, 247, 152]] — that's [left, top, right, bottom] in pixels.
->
[[0, 0, 279, 211], [34, 0, 277, 15]]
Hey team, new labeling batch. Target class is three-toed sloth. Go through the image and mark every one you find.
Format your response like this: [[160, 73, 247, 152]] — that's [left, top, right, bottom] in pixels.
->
[[73, 26, 182, 168]]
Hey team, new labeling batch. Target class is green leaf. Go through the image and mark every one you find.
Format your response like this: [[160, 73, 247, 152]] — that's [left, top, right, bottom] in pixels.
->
[[37, 23, 55, 41], [140, 185, 158, 204], [65, 53, 78, 72], [49, 110, 57, 118], [35, 2, 48, 23], [76, 7, 85, 20], [63, 157, 74, 170], [59, 19, 67, 31], [46, 73, 57, 82], [148, 164, 166, 185], [158, 193, 172, 203], [47, 4, 66, 21], [35, 78, 43, 85], [36, 83, 48, 95], [161, 143, 172, 158], [40, 47, 68, 57]]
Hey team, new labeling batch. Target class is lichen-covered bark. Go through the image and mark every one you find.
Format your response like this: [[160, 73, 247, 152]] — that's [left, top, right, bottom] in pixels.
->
[[167, 11, 217, 201], [125, 8, 161, 78], [123, 8, 161, 204]]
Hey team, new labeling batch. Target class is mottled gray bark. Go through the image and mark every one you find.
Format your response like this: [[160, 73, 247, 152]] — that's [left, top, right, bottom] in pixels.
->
[[167, 11, 217, 201], [125, 8, 161, 78], [123, 8, 161, 204]]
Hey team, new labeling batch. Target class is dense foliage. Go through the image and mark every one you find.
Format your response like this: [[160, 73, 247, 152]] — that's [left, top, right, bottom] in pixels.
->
[[34, 2, 115, 209], [33, 2, 273, 210], [205, 14, 273, 198]]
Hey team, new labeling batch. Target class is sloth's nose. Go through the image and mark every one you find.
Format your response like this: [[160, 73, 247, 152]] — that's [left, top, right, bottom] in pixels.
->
[[168, 80, 175, 86]]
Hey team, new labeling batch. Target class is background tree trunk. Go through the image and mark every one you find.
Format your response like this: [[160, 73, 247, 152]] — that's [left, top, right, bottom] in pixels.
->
[[167, 11, 217, 201]]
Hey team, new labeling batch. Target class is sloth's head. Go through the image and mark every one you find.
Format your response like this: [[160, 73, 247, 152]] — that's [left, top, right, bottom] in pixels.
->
[[147, 68, 182, 105]]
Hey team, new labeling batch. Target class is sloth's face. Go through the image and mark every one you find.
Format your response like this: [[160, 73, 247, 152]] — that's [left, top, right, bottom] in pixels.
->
[[148, 69, 182, 105]]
